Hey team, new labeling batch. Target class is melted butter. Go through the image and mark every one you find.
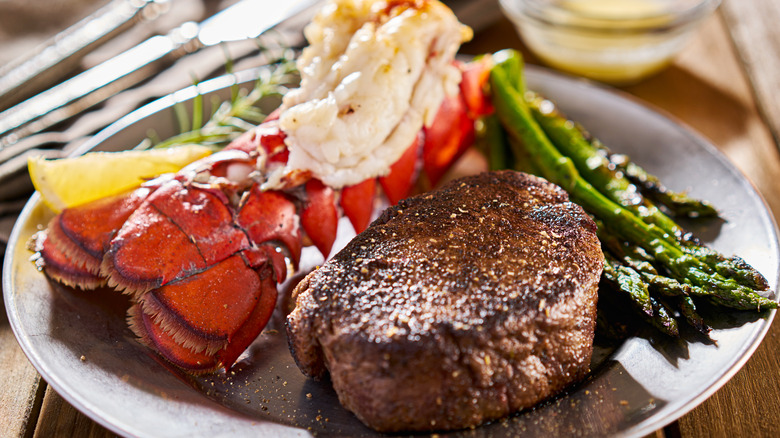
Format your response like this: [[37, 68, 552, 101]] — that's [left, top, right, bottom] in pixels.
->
[[518, 0, 687, 84], [557, 0, 668, 23]]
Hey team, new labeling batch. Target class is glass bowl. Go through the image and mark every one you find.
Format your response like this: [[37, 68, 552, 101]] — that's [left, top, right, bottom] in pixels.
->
[[499, 0, 721, 84]]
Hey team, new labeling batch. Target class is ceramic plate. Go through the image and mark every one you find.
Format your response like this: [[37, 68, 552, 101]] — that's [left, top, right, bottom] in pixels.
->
[[4, 65, 778, 437]]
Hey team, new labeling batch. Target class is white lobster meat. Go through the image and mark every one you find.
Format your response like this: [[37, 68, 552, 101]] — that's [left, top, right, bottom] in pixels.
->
[[274, 0, 473, 189]]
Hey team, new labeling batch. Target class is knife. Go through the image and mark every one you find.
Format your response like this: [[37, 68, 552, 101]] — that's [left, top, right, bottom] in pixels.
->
[[0, 0, 321, 148], [0, 0, 169, 111]]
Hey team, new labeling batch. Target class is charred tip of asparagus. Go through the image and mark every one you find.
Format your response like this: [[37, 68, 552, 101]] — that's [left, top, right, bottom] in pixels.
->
[[611, 155, 720, 219]]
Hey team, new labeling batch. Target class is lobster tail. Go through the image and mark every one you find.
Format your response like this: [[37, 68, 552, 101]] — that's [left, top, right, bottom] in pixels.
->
[[129, 257, 279, 371], [33, 186, 154, 289], [33, 131, 308, 373], [128, 305, 220, 373], [101, 179, 251, 299], [31, 229, 106, 290]]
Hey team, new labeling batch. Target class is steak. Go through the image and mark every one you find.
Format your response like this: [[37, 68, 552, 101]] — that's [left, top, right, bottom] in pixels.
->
[[286, 170, 603, 432]]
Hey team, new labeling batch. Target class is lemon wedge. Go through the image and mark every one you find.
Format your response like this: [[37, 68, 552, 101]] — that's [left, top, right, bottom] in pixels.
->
[[28, 144, 212, 212]]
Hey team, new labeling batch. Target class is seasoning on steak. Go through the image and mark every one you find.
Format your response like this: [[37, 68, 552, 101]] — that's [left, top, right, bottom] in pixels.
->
[[286, 170, 603, 432]]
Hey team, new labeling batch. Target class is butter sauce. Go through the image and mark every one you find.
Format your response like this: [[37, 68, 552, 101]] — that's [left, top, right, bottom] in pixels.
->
[[504, 0, 714, 84]]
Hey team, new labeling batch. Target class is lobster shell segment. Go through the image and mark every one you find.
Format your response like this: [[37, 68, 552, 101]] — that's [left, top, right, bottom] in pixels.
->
[[236, 186, 302, 270], [32, 230, 106, 290], [139, 254, 264, 355], [242, 244, 289, 285], [301, 179, 338, 259], [102, 179, 249, 298], [129, 305, 220, 372], [422, 92, 476, 187], [214, 267, 278, 369], [379, 134, 421, 206], [340, 178, 377, 234], [57, 186, 152, 262], [129, 263, 279, 372], [33, 186, 153, 288]]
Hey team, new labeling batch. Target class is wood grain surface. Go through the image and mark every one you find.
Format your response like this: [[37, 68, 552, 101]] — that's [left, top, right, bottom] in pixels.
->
[[1, 0, 779, 436], [720, 0, 780, 147], [0, 299, 45, 438], [32, 390, 113, 438]]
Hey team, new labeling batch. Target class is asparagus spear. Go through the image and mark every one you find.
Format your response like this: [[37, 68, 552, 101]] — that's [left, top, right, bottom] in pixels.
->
[[684, 245, 771, 291], [483, 114, 511, 171], [609, 153, 719, 218], [544, 111, 719, 220], [602, 254, 654, 318], [602, 254, 683, 336], [489, 51, 776, 312], [650, 296, 680, 337], [677, 295, 711, 336]]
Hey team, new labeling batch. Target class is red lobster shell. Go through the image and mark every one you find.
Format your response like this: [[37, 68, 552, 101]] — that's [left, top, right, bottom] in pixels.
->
[[31, 60, 492, 374]]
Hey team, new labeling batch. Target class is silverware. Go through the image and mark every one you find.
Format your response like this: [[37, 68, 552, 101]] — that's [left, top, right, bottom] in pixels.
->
[[0, 0, 169, 111], [0, 0, 320, 149]]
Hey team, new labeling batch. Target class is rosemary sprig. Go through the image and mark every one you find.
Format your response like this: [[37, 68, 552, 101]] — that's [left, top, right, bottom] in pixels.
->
[[138, 46, 298, 152]]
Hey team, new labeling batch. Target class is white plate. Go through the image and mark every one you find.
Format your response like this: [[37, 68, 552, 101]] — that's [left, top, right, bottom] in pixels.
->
[[4, 66, 778, 437]]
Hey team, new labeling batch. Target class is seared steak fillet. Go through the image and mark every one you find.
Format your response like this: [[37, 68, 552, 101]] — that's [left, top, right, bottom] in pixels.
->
[[286, 170, 603, 432]]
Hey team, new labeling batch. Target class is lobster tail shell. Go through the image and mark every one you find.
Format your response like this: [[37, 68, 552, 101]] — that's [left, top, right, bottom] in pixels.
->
[[33, 136, 304, 373], [129, 257, 279, 371], [301, 179, 338, 259], [128, 305, 220, 373], [107, 176, 300, 372], [32, 186, 153, 289], [101, 179, 250, 298], [32, 229, 106, 290]]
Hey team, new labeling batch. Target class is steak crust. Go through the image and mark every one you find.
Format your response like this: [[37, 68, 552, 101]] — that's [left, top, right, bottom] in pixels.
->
[[286, 170, 603, 432]]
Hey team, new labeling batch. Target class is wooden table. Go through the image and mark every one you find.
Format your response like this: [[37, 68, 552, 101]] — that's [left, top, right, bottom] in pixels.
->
[[2, 0, 779, 436]]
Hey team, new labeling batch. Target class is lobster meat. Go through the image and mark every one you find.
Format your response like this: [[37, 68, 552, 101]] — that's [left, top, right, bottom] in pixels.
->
[[30, 0, 493, 374]]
